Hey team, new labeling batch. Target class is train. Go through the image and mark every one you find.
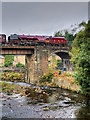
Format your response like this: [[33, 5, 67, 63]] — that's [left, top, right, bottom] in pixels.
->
[[0, 34, 6, 44], [0, 34, 67, 46]]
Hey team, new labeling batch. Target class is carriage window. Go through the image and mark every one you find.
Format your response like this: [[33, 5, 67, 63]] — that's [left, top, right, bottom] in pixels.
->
[[0, 36, 1, 39]]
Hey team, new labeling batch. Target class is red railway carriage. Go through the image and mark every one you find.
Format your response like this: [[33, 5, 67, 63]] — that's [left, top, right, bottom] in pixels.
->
[[0, 34, 6, 44], [51, 37, 67, 44], [46, 36, 67, 45]]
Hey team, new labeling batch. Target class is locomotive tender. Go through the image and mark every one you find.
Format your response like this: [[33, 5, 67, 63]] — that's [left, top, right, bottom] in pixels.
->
[[0, 34, 67, 46]]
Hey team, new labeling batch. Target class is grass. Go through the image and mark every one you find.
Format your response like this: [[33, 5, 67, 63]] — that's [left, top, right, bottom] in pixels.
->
[[0, 81, 26, 95]]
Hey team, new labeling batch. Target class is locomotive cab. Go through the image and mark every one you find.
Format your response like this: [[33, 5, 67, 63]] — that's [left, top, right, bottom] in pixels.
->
[[8, 34, 19, 45]]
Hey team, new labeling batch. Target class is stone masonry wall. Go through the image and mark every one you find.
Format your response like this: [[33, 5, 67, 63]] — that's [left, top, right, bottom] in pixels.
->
[[25, 46, 49, 84], [13, 55, 25, 66]]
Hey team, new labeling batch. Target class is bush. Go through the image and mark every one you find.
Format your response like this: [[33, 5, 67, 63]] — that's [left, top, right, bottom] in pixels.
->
[[1, 72, 25, 82], [4, 55, 14, 67], [55, 85, 59, 88], [59, 70, 62, 75], [2, 81, 7, 87], [71, 21, 90, 95], [40, 72, 53, 83], [16, 63, 25, 68]]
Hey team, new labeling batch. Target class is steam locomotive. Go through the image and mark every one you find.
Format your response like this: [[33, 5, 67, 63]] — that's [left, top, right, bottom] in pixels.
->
[[0, 34, 67, 46]]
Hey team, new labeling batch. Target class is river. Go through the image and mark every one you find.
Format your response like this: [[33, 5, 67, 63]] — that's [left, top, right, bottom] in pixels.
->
[[1, 81, 90, 119]]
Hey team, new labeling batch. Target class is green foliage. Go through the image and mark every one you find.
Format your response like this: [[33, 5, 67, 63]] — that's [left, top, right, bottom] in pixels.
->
[[54, 21, 86, 45], [49, 56, 57, 69], [57, 60, 62, 68], [54, 31, 64, 37], [16, 63, 25, 68], [55, 85, 59, 88], [4, 55, 14, 67], [2, 87, 11, 90], [71, 20, 90, 95], [1, 82, 14, 94], [64, 30, 76, 43], [1, 72, 25, 82], [40, 72, 53, 83], [79, 21, 86, 27], [2, 81, 7, 87], [66, 72, 73, 77], [59, 70, 62, 75]]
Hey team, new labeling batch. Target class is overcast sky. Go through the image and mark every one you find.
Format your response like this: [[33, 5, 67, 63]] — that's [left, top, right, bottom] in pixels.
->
[[2, 2, 88, 37]]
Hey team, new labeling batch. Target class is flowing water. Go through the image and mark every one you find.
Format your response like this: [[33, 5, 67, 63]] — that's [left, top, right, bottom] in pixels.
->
[[1, 81, 90, 119]]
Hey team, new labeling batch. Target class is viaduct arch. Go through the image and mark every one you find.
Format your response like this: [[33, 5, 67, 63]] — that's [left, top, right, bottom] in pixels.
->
[[1, 45, 72, 84], [25, 46, 72, 84]]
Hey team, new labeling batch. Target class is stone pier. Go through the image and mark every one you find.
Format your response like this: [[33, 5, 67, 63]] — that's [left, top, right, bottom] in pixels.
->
[[25, 46, 49, 84]]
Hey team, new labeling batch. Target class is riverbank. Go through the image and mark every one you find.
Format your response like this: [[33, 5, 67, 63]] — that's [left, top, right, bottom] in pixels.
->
[[1, 72, 25, 82], [0, 80, 80, 104], [0, 81, 26, 96], [37, 72, 80, 92], [1, 81, 55, 100], [0, 71, 81, 93]]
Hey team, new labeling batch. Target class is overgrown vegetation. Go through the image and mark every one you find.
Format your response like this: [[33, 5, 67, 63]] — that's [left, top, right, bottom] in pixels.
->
[[4, 55, 14, 67], [1, 72, 25, 82], [71, 20, 90, 95], [40, 72, 53, 83], [57, 60, 62, 68], [0, 81, 26, 95], [39, 69, 80, 91], [0, 81, 14, 94], [16, 63, 25, 68], [59, 70, 62, 75]]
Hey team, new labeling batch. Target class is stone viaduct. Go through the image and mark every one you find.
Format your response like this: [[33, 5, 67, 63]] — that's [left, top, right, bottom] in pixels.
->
[[1, 45, 72, 84]]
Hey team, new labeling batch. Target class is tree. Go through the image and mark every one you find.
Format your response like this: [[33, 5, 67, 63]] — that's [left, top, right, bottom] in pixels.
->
[[54, 31, 64, 37], [4, 55, 14, 67], [79, 21, 86, 27], [71, 21, 90, 95], [64, 30, 76, 45], [16, 63, 25, 68], [54, 21, 86, 45]]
